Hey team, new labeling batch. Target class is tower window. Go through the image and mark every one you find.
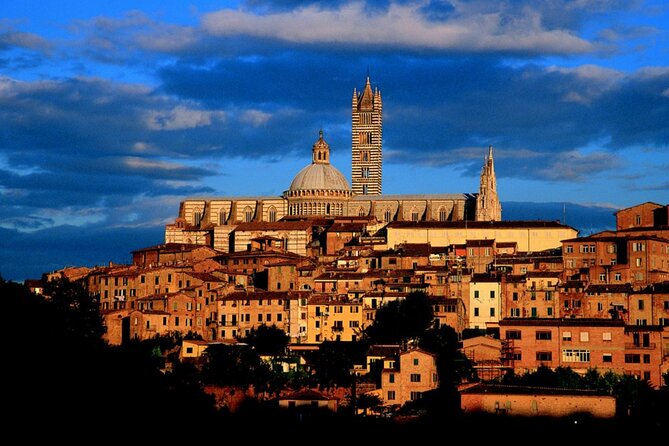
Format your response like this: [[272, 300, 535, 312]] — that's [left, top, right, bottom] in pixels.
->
[[268, 207, 277, 222]]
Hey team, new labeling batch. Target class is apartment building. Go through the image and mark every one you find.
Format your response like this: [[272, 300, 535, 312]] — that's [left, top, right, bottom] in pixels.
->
[[380, 349, 439, 406], [500, 318, 665, 388]]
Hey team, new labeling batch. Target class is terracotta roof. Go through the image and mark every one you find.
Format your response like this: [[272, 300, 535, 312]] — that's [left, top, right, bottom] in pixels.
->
[[367, 344, 401, 357], [280, 389, 334, 401], [219, 290, 309, 301], [185, 271, 227, 282], [526, 271, 561, 278], [131, 243, 204, 254], [499, 318, 625, 327], [326, 222, 365, 232], [632, 282, 669, 294], [235, 221, 314, 231], [387, 220, 574, 230], [585, 284, 633, 293], [466, 239, 495, 247], [461, 384, 609, 396]]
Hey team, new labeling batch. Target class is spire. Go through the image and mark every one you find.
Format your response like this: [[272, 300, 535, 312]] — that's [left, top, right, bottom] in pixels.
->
[[312, 130, 330, 164], [475, 145, 502, 221]]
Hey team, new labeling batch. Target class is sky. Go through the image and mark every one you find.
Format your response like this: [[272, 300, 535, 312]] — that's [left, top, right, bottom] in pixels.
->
[[1, 0, 668, 281]]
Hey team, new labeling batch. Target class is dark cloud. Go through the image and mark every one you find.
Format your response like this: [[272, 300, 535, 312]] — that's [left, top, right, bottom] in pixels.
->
[[0, 224, 164, 282]]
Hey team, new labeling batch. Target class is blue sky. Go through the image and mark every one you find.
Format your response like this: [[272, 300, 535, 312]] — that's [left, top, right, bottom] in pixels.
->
[[1, 1, 668, 281]]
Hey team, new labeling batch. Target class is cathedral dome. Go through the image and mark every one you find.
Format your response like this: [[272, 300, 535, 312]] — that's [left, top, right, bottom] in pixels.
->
[[287, 131, 351, 192], [289, 163, 350, 192]]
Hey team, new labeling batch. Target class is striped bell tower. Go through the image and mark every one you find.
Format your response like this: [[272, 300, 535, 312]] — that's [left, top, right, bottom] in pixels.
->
[[351, 75, 382, 195]]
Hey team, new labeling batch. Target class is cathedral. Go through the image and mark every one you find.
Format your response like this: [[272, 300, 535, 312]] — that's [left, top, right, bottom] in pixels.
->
[[166, 76, 501, 251]]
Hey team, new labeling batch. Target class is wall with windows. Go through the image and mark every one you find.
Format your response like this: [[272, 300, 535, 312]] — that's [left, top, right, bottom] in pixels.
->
[[468, 279, 502, 329], [380, 349, 438, 407]]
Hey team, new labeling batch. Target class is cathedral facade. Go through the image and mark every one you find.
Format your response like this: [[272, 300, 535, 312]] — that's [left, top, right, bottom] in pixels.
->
[[165, 76, 501, 250]]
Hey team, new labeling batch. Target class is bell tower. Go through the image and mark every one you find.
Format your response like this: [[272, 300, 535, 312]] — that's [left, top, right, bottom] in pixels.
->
[[352, 75, 382, 195]]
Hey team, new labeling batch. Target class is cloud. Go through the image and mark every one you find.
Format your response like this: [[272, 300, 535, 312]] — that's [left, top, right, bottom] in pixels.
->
[[202, 2, 593, 54], [0, 28, 50, 52], [536, 151, 619, 181], [144, 105, 225, 130]]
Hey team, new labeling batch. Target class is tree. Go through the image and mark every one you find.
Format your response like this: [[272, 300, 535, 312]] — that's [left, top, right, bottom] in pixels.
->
[[43, 276, 105, 347], [365, 291, 434, 344], [354, 393, 384, 416], [243, 324, 289, 356], [201, 344, 272, 389], [419, 325, 476, 386]]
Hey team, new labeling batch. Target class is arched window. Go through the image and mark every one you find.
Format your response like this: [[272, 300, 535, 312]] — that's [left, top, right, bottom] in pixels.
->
[[438, 207, 447, 222], [268, 206, 277, 222], [358, 207, 366, 217], [193, 209, 202, 226], [219, 210, 227, 225], [411, 208, 419, 222], [384, 209, 392, 222], [326, 203, 331, 215], [362, 185, 368, 195], [244, 206, 254, 222]]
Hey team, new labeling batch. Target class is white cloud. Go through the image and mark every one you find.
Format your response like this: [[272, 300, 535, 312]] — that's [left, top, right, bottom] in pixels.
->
[[123, 156, 190, 171], [241, 109, 272, 126], [144, 106, 225, 130], [201, 1, 592, 53]]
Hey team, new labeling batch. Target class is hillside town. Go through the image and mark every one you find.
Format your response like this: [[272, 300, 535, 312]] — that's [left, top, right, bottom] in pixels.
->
[[24, 76, 669, 420]]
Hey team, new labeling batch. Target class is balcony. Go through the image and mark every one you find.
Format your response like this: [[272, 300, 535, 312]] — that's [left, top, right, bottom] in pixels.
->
[[624, 343, 656, 350]]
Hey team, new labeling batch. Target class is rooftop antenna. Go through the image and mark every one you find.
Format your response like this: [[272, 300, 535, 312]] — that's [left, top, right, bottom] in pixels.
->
[[563, 203, 566, 225]]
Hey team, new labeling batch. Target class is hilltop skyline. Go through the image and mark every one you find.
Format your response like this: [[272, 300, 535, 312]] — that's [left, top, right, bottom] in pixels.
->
[[1, 1, 668, 280]]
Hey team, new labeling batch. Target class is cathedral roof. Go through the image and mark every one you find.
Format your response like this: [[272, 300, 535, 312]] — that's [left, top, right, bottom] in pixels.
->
[[288, 163, 351, 192]]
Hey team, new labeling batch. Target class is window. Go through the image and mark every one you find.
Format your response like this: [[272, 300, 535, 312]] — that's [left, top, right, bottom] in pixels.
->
[[599, 273, 606, 281], [562, 331, 572, 341], [410, 392, 421, 401], [474, 307, 479, 317], [597, 302, 603, 311], [643, 354, 650, 364], [439, 208, 447, 222], [413, 358, 419, 366], [510, 308, 520, 317], [636, 258, 642, 267], [387, 391, 396, 401], [602, 332, 612, 341], [268, 207, 277, 223], [389, 373, 395, 383], [490, 290, 495, 299], [665, 301, 669, 310], [536, 331, 552, 340], [615, 273, 621, 281], [474, 290, 480, 298], [512, 292, 518, 301], [545, 291, 552, 301], [410, 374, 421, 382], [603, 353, 612, 363], [566, 245, 573, 253], [258, 314, 263, 322], [490, 308, 495, 317], [632, 242, 645, 252], [506, 330, 522, 340], [562, 349, 590, 362], [384, 209, 392, 222], [625, 354, 641, 364], [580, 332, 589, 342], [536, 352, 552, 361], [547, 308, 553, 317], [638, 299, 644, 310], [349, 321, 359, 328]]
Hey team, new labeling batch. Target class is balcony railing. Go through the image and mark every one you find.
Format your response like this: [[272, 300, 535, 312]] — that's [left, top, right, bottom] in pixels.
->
[[624, 343, 656, 349]]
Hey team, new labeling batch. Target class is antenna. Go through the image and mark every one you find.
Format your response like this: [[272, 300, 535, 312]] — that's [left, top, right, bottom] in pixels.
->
[[563, 203, 566, 225]]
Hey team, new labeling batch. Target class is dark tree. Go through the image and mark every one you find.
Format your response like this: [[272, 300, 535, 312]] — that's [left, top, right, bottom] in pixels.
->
[[243, 324, 289, 356], [365, 291, 434, 344], [419, 325, 476, 386], [304, 341, 366, 387], [201, 344, 273, 389]]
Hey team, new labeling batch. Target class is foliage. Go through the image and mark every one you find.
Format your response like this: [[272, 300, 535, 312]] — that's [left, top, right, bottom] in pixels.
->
[[304, 341, 367, 387], [419, 325, 477, 385], [364, 291, 433, 344], [242, 324, 289, 356], [353, 393, 384, 415], [201, 344, 273, 389]]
